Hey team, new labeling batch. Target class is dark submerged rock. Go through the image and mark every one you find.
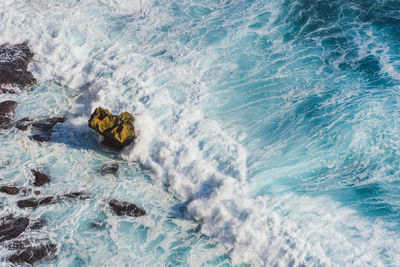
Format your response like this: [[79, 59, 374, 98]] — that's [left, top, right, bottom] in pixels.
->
[[16, 117, 67, 131], [32, 117, 67, 131], [0, 215, 29, 242], [0, 186, 19, 195], [108, 199, 146, 217], [7, 242, 56, 265], [31, 133, 51, 142], [17, 197, 54, 209], [89, 222, 106, 229], [63, 191, 91, 200], [0, 100, 18, 129], [99, 163, 119, 176], [15, 117, 33, 130], [0, 215, 51, 265], [0, 100, 18, 115], [31, 169, 50, 186], [18, 117, 67, 143], [0, 42, 36, 92], [28, 219, 46, 230], [17, 192, 90, 209], [0, 88, 18, 94]]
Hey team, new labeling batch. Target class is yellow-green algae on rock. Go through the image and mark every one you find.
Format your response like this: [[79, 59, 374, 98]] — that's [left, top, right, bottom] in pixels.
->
[[88, 107, 136, 148]]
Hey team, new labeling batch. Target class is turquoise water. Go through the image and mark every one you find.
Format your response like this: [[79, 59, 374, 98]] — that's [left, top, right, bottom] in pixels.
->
[[1, 0, 400, 266]]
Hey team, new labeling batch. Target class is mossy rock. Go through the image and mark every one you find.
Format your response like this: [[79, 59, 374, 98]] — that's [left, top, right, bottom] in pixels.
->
[[88, 107, 136, 148]]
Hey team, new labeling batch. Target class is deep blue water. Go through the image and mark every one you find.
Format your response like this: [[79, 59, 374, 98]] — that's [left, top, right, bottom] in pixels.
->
[[1, 0, 400, 266]]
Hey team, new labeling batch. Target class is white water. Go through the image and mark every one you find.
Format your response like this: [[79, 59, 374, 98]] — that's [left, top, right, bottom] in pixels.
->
[[1, 0, 400, 266]]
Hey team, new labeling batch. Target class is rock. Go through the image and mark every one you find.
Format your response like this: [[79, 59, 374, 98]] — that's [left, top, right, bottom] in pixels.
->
[[17, 192, 90, 209], [31, 133, 51, 142], [16, 117, 67, 144], [15, 117, 33, 130], [89, 222, 106, 229], [0, 88, 18, 94], [17, 197, 54, 209], [88, 107, 136, 148], [0, 215, 29, 242], [31, 169, 50, 186], [28, 219, 46, 230], [31, 117, 67, 131], [0, 186, 19, 195], [16, 117, 67, 131], [63, 191, 91, 200], [0, 215, 52, 265], [108, 199, 146, 217], [0, 100, 17, 129], [0, 42, 36, 93], [0, 216, 45, 243], [7, 242, 56, 265], [0, 100, 18, 115], [99, 163, 119, 175]]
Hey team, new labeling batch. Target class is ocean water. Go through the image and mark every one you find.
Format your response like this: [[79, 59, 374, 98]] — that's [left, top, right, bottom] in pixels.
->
[[1, 0, 400, 266]]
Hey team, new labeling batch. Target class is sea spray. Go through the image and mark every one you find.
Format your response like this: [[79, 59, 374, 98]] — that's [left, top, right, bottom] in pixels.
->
[[1, 0, 400, 265]]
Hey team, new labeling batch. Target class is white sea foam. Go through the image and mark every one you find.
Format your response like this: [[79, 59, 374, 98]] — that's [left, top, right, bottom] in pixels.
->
[[1, 0, 400, 266]]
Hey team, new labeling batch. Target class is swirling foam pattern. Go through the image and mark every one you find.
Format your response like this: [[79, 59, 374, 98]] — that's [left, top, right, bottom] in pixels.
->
[[1, 0, 400, 266]]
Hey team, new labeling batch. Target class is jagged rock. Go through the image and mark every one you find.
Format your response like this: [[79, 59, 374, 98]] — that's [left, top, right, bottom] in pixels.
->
[[31, 169, 50, 186], [0, 186, 19, 195], [88, 107, 136, 148], [0, 100, 17, 129], [99, 163, 119, 175], [0, 215, 29, 242], [7, 242, 56, 265], [108, 199, 146, 217], [17, 197, 54, 209], [0, 42, 36, 93]]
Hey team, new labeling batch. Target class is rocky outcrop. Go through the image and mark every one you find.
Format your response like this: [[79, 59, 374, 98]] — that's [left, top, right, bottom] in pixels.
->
[[0, 215, 55, 265], [0, 215, 45, 243], [108, 199, 146, 217], [0, 186, 19, 195], [0, 100, 17, 129], [31, 169, 50, 187], [0, 42, 36, 93], [88, 107, 136, 148], [17, 197, 55, 209], [15, 117, 67, 142], [0, 215, 30, 242], [7, 241, 56, 265]]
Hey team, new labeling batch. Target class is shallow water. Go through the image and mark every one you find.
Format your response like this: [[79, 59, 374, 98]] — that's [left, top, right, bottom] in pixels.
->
[[1, 0, 400, 266]]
